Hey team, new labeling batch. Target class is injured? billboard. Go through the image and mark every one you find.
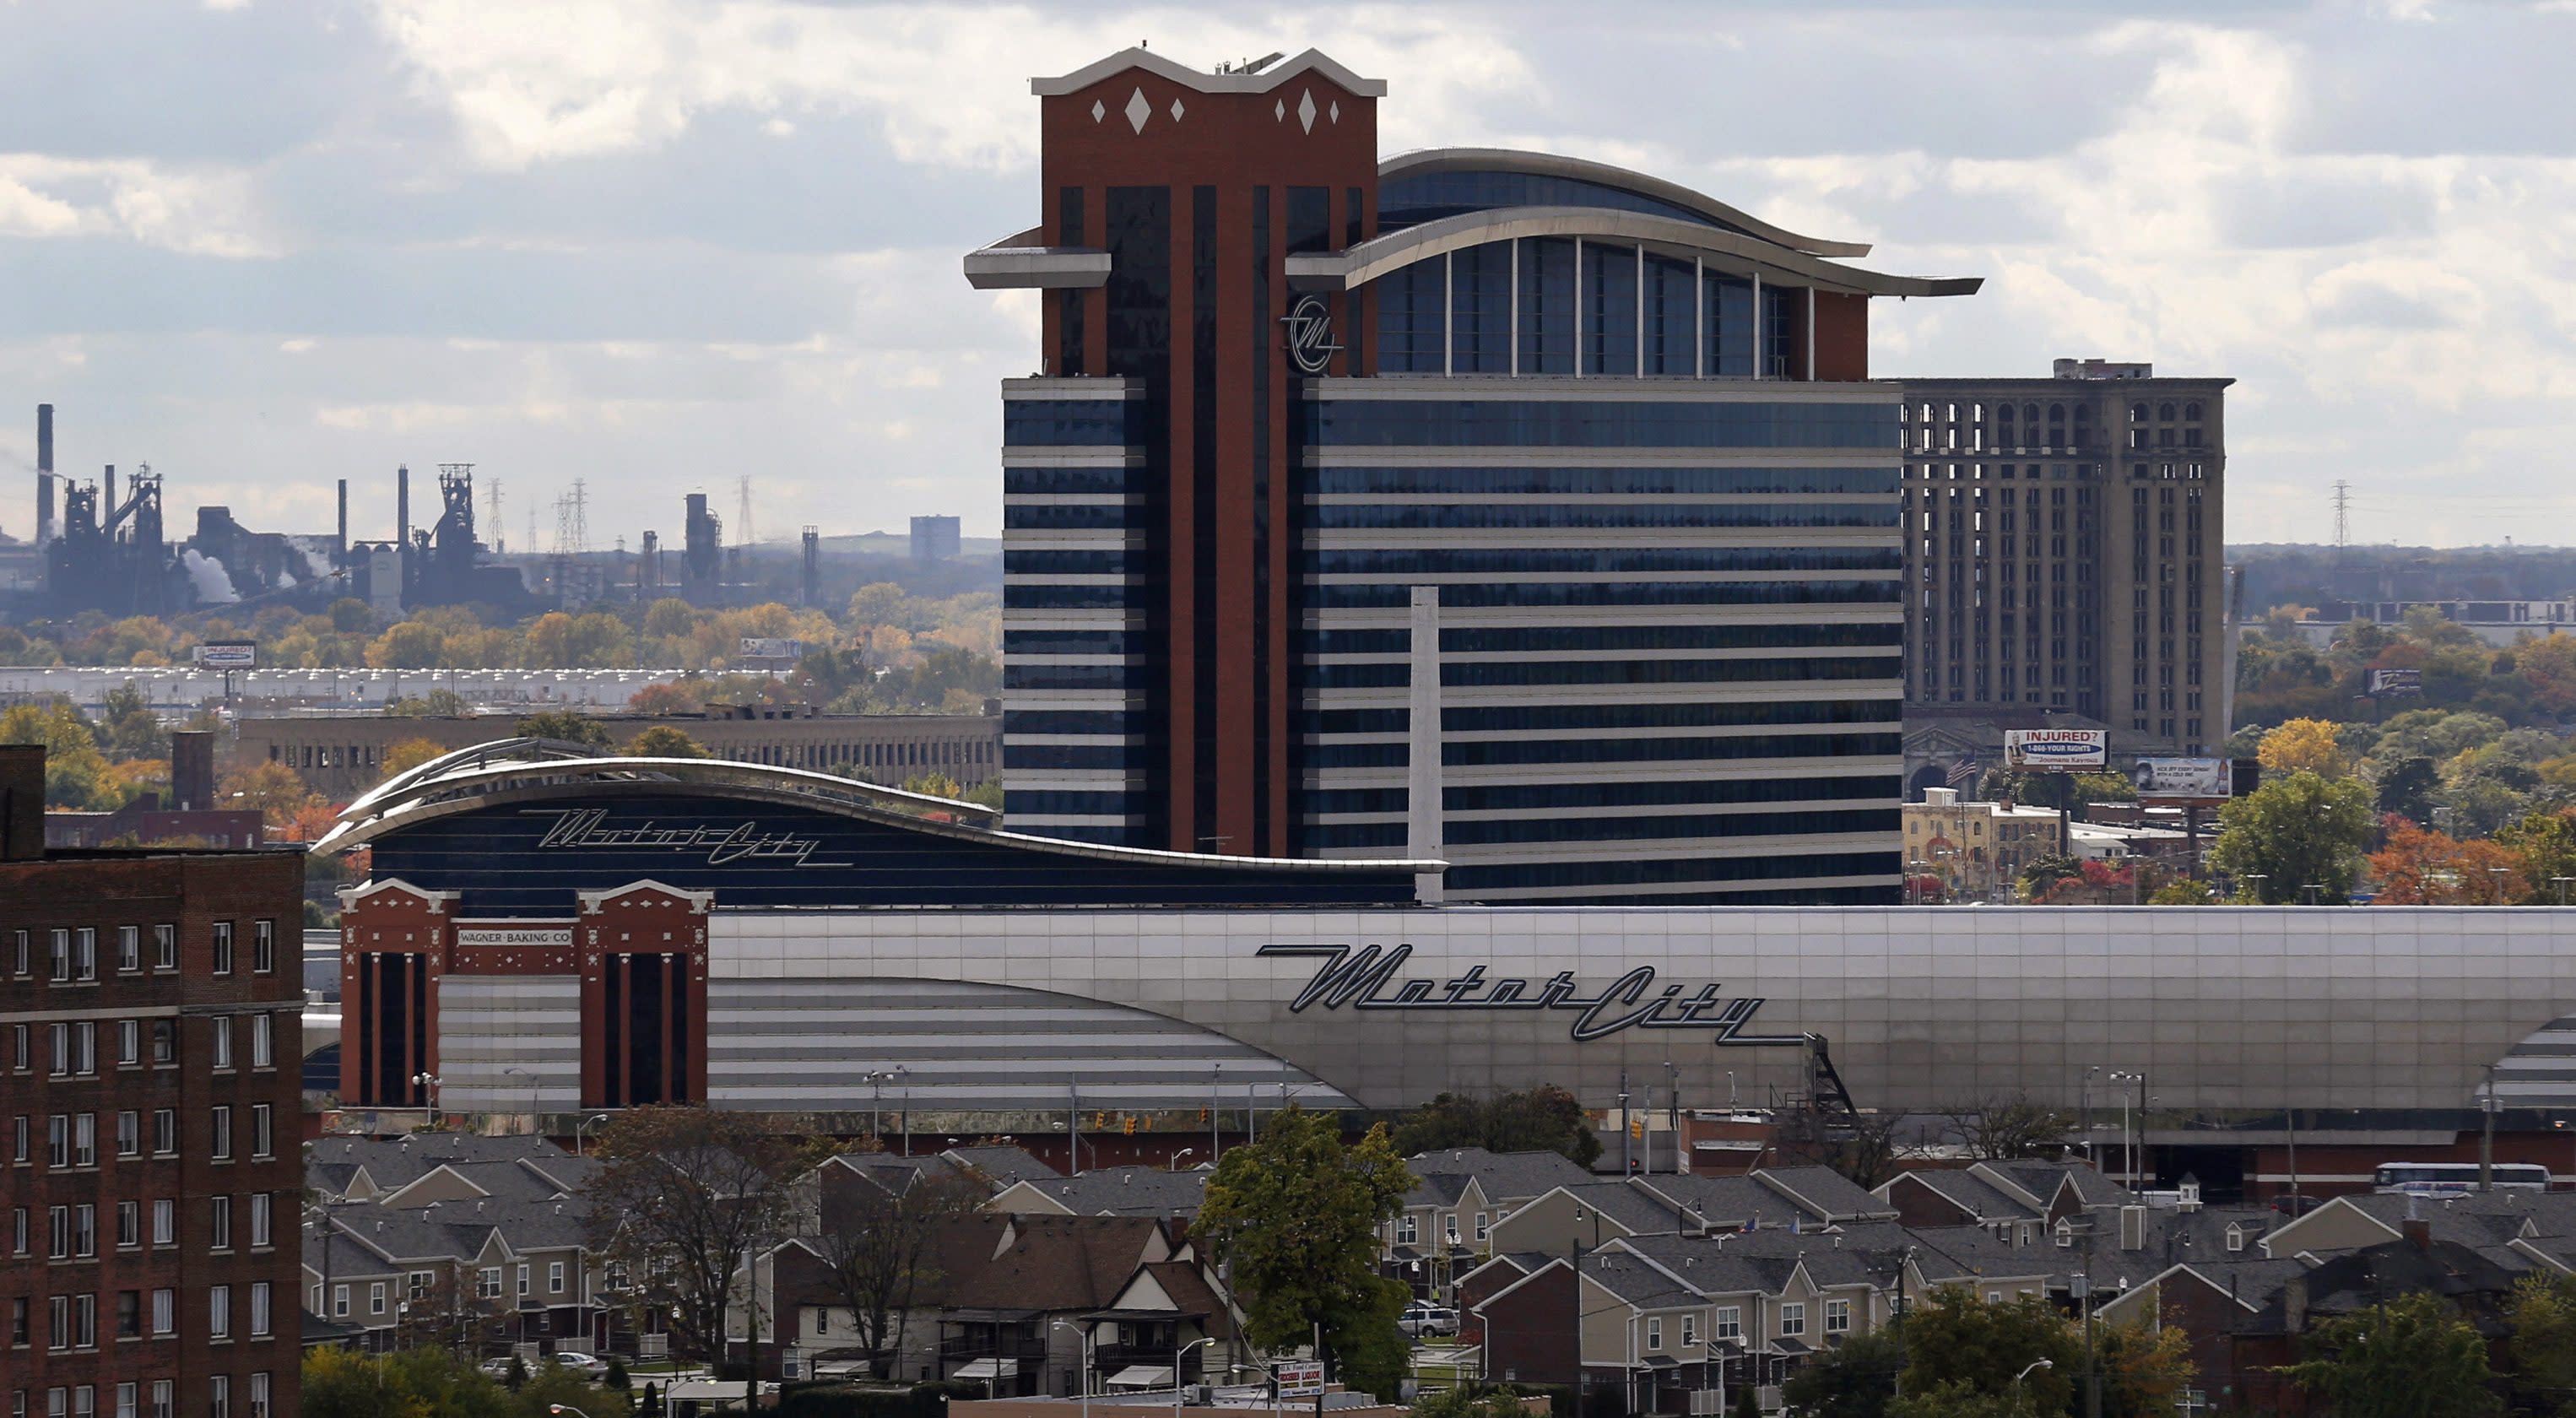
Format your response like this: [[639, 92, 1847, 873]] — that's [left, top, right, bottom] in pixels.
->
[[2004, 728, 2108, 771]]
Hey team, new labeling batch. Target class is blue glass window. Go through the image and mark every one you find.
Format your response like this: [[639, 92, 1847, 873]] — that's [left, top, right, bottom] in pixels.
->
[[1442, 624, 1901, 654], [1762, 283, 1794, 377], [1583, 242, 1637, 376], [1003, 585, 1146, 609], [1004, 466, 1131, 495], [1004, 549, 1137, 576], [1517, 237, 1577, 375], [1450, 241, 1513, 373], [1309, 501, 1896, 530], [1645, 256, 1697, 375], [1705, 274, 1754, 377], [1446, 772, 1893, 813], [1448, 807, 1892, 847], [1304, 547, 1895, 576], [1308, 466, 1897, 496], [1003, 399, 1147, 447], [1003, 632, 1132, 658], [1436, 657, 1894, 688], [1307, 581, 1897, 609], [1004, 503, 1147, 529], [1004, 710, 1139, 736], [1305, 399, 1894, 448], [1377, 259, 1444, 373], [1443, 849, 1896, 894], [1378, 170, 1733, 232], [1442, 732, 1900, 768], [1004, 663, 1132, 690]]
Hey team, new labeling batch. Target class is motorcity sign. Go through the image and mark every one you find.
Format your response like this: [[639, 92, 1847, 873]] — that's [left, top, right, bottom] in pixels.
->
[[2004, 728, 2108, 771], [523, 808, 852, 869], [1281, 294, 1342, 375], [1259, 942, 1805, 1046]]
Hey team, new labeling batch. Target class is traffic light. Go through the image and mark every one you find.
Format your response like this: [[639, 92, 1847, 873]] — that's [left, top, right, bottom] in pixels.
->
[[1123, 1113, 1137, 1135], [1093, 1112, 1107, 1129], [1630, 1118, 1644, 1139]]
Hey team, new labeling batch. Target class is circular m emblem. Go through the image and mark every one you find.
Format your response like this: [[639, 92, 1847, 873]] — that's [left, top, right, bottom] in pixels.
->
[[1281, 294, 1342, 375]]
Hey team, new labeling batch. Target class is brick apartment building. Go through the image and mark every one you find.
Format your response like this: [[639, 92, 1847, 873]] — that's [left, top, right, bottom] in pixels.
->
[[3, 745, 305, 1418]]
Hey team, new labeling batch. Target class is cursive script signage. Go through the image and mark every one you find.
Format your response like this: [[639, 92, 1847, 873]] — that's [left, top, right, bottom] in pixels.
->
[[522, 808, 852, 869], [1258, 943, 1805, 1045], [1280, 294, 1342, 375]]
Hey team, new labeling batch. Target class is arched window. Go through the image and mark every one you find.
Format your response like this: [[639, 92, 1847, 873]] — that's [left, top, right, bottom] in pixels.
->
[[2050, 403, 2067, 421], [2184, 402, 2202, 420], [2130, 403, 2149, 422], [2024, 403, 2040, 423], [2158, 402, 2177, 420]]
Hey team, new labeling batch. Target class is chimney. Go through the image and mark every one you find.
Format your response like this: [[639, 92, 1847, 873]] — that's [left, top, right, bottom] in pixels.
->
[[2402, 1216, 2432, 1251], [2284, 1273, 2308, 1334], [0, 744, 43, 862], [397, 464, 411, 550], [35, 403, 52, 547], [104, 464, 116, 523], [336, 479, 349, 559], [169, 731, 215, 812]]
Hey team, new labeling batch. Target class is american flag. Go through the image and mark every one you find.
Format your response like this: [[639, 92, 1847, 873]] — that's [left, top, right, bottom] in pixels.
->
[[1946, 758, 1979, 788]]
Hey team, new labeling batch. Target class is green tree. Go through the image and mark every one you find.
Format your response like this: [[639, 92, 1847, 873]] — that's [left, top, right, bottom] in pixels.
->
[[1393, 1086, 1604, 1167], [1887, 1380, 2021, 1418], [98, 679, 169, 761], [1398, 1386, 1534, 1418], [329, 597, 374, 634], [2498, 810, 2576, 904], [2209, 770, 2376, 903], [514, 710, 613, 748], [1782, 1326, 1903, 1418], [2278, 1291, 2499, 1418], [2377, 755, 2442, 825], [625, 725, 712, 759], [2508, 1271, 2576, 1413], [379, 738, 449, 782], [1194, 1105, 1416, 1403], [384, 687, 470, 717], [0, 698, 119, 808], [2095, 1318, 2194, 1418], [502, 1355, 528, 1391], [1897, 1289, 2077, 1415]]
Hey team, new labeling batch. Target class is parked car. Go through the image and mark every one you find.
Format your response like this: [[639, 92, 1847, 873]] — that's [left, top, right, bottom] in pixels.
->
[[549, 1350, 611, 1378], [1399, 1302, 1458, 1339], [478, 1356, 520, 1378]]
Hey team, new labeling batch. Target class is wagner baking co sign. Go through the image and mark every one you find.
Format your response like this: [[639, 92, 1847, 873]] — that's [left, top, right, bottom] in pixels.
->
[[2003, 728, 2108, 771]]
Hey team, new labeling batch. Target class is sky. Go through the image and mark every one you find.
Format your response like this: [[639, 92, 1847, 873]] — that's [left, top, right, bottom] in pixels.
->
[[1, 0, 2572, 549]]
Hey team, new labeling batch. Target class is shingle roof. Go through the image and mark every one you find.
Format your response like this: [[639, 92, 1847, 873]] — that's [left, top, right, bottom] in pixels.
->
[[1754, 1167, 1902, 1221], [915, 1214, 1170, 1312], [1408, 1148, 1596, 1203], [1578, 1250, 1707, 1310], [307, 1133, 579, 1193], [1004, 1166, 1210, 1218], [1896, 1169, 2043, 1222], [944, 1145, 1059, 1188]]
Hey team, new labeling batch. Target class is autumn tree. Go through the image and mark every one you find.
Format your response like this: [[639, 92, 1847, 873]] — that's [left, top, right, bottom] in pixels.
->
[[379, 738, 448, 782], [626, 725, 711, 759], [1896, 1288, 2078, 1415], [2507, 1271, 2576, 1413], [2278, 1290, 2499, 1418], [513, 710, 612, 748], [218, 760, 326, 834], [2259, 717, 2350, 777], [2209, 770, 2376, 903], [1195, 1105, 1415, 1403], [1, 698, 118, 808], [2368, 817, 2527, 904], [1393, 1085, 1604, 1166], [804, 1157, 986, 1377], [2495, 809, 2576, 905], [583, 1107, 804, 1368]]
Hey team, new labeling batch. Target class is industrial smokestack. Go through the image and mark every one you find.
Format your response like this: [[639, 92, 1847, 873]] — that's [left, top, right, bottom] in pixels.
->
[[103, 465, 116, 528], [35, 404, 51, 548], [336, 479, 349, 558], [169, 731, 214, 812], [397, 463, 410, 549]]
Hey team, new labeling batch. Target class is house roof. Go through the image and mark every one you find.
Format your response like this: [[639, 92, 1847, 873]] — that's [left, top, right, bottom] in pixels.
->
[[1889, 1169, 2044, 1223], [998, 1166, 1211, 1219], [1407, 1148, 1596, 1203], [1754, 1167, 1903, 1222], [916, 1215, 1172, 1313]]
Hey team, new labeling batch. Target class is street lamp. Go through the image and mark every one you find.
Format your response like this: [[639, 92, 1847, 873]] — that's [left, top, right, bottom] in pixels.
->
[[2242, 873, 2266, 904], [2555, 875, 2574, 907], [549, 1407, 593, 1418], [412, 1072, 441, 1118], [576, 1113, 609, 1158], [2301, 882, 2324, 907], [864, 1069, 895, 1141], [2012, 1359, 2053, 1414], [2108, 1072, 2142, 1186], [1053, 1319, 1096, 1418], [1177, 1335, 1216, 1418], [2487, 865, 2510, 904], [1171, 1149, 1196, 1172], [504, 1066, 538, 1130]]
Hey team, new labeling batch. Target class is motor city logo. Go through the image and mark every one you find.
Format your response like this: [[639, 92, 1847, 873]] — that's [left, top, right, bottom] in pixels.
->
[[1280, 294, 1342, 375], [522, 808, 852, 869], [1258, 942, 1804, 1045]]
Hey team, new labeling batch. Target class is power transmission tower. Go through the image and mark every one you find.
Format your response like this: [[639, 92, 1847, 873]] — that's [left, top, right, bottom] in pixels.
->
[[483, 477, 505, 553], [551, 479, 591, 556], [734, 474, 756, 549], [2331, 480, 2351, 563]]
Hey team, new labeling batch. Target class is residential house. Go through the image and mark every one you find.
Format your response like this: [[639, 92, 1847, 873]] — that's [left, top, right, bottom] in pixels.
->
[[988, 1166, 1212, 1220]]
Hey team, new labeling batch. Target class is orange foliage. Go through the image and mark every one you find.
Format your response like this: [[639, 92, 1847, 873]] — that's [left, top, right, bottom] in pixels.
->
[[2368, 815, 2527, 904]]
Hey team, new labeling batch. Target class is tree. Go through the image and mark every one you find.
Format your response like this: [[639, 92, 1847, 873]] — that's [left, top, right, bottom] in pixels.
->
[[2209, 770, 2376, 903], [1782, 1326, 1903, 1418], [1886, 1381, 2021, 1418], [2377, 755, 2442, 825], [502, 1355, 528, 1391], [1897, 1289, 2078, 1416], [0, 698, 118, 809], [2094, 1318, 2194, 1418], [2276, 1291, 2499, 1418], [1404, 1387, 1537, 1418], [584, 1107, 804, 1368], [1392, 1086, 1605, 1167], [99, 679, 169, 762], [1195, 1105, 1416, 1403], [1940, 1095, 2073, 1161], [626, 725, 712, 759], [806, 1157, 985, 1377], [2496, 809, 2576, 904], [2368, 818, 2527, 904], [2259, 717, 2351, 777], [1808, 1110, 1905, 1191], [628, 680, 706, 714], [380, 738, 449, 781], [2507, 1271, 2576, 1413], [514, 710, 612, 748]]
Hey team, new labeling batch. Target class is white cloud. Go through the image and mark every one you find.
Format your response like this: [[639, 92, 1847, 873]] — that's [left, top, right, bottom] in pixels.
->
[[0, 154, 278, 257]]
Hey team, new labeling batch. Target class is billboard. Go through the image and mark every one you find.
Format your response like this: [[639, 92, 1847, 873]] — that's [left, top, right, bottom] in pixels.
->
[[738, 637, 804, 662], [1275, 1364, 1325, 1399], [2368, 668, 2423, 695], [2133, 758, 2232, 799], [195, 641, 257, 669], [2004, 728, 2108, 771]]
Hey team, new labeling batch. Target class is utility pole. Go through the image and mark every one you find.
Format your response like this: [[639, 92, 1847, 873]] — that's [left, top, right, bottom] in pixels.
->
[[1618, 1069, 1632, 1176], [2482, 1064, 2498, 1193], [1665, 1059, 1680, 1175]]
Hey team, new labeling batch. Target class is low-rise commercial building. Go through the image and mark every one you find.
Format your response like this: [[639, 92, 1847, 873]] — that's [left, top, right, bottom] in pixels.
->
[[1900, 787, 2065, 899]]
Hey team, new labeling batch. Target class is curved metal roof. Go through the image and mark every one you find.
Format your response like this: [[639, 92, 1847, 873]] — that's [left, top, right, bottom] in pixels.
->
[[1379, 148, 1872, 259], [1286, 206, 1980, 300], [314, 744, 1441, 876]]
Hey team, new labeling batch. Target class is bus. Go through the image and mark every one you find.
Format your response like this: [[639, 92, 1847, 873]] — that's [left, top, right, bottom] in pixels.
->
[[2373, 1161, 2552, 1195]]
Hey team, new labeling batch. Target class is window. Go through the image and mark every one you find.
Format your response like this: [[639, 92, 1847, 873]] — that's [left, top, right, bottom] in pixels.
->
[[211, 923, 233, 976], [248, 1284, 269, 1339], [116, 1388, 134, 1418], [247, 1376, 268, 1418], [248, 1194, 269, 1249], [149, 1022, 173, 1066], [1646, 1316, 1662, 1350], [249, 1106, 271, 1160], [152, 927, 174, 972], [149, 1290, 172, 1336], [151, 1111, 174, 1156], [151, 1384, 170, 1418], [48, 1117, 68, 1168], [549, 1261, 566, 1294], [73, 1205, 93, 1258], [10, 1024, 24, 1070], [249, 1015, 273, 1070], [114, 1203, 137, 1249], [73, 1295, 94, 1349], [209, 1107, 231, 1161], [114, 1112, 138, 1159], [252, 921, 274, 976], [1781, 1303, 1806, 1337], [115, 1293, 138, 1340], [516, 1264, 530, 1297], [9, 1207, 24, 1256], [48, 1297, 67, 1350], [116, 1023, 138, 1067], [1680, 1315, 1697, 1348], [210, 1198, 231, 1252], [1826, 1299, 1852, 1334], [7, 1296, 21, 1345], [408, 1272, 432, 1302], [10, 928, 24, 975], [150, 1201, 173, 1248], [477, 1268, 503, 1301], [49, 929, 68, 981], [208, 1285, 230, 1340], [72, 929, 96, 982], [1474, 1211, 1489, 1242], [1398, 1215, 1418, 1246], [210, 1019, 232, 1071], [330, 1285, 349, 1319], [2054, 1217, 2073, 1248], [368, 1283, 386, 1317], [116, 928, 138, 974], [73, 1114, 94, 1167], [10, 1115, 24, 1163], [1716, 1307, 1741, 1341], [206, 1380, 225, 1418], [2225, 1224, 2244, 1253]]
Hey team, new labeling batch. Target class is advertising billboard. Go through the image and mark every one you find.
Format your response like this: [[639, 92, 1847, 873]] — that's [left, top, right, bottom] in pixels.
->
[[738, 637, 804, 662], [1275, 1364, 1325, 1399], [2368, 668, 2423, 695], [2133, 758, 2233, 799], [195, 641, 257, 669], [2003, 728, 2108, 771]]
